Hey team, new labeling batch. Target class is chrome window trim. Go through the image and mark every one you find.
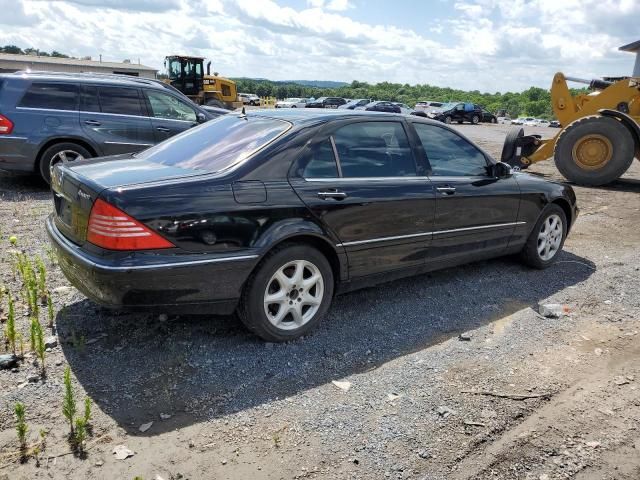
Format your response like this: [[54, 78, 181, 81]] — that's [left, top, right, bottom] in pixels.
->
[[305, 176, 431, 182], [104, 141, 154, 147], [16, 107, 78, 114], [16, 107, 151, 120], [329, 135, 343, 177], [336, 221, 526, 247]]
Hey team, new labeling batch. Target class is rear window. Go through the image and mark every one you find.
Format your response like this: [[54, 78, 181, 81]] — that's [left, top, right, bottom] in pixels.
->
[[19, 82, 79, 110], [136, 114, 290, 173]]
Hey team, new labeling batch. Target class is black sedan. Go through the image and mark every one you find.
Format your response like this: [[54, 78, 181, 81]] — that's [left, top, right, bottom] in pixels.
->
[[47, 110, 578, 342], [357, 101, 401, 113], [481, 109, 498, 123]]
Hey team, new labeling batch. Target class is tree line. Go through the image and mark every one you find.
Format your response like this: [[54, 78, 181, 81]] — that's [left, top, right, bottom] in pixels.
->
[[235, 78, 588, 119], [1, 44, 70, 58]]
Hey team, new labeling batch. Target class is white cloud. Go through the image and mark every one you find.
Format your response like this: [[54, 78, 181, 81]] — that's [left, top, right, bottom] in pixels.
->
[[0, 0, 637, 92]]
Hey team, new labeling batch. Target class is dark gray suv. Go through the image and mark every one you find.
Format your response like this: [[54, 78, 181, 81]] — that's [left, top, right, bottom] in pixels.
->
[[0, 72, 223, 183]]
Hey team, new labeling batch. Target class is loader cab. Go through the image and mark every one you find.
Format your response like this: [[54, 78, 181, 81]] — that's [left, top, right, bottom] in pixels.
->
[[165, 55, 204, 97]]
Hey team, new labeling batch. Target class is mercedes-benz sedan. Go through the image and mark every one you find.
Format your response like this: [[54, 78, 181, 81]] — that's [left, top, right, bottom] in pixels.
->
[[47, 110, 578, 342]]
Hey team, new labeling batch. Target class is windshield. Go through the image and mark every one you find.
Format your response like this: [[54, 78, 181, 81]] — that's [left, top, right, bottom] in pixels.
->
[[136, 115, 291, 173], [315, 97, 327, 102], [284, 98, 301, 102]]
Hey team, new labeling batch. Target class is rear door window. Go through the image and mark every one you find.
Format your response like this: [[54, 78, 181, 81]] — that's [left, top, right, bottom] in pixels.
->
[[19, 82, 79, 110], [136, 114, 290, 173], [333, 121, 416, 177], [97, 86, 144, 116], [301, 139, 339, 178]]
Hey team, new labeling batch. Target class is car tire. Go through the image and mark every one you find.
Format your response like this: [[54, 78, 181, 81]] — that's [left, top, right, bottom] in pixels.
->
[[445, 116, 452, 124], [291, 105, 297, 108], [491, 117, 497, 124], [39, 142, 92, 185], [238, 243, 334, 342], [471, 114, 480, 125], [520, 204, 567, 269], [554, 115, 635, 186]]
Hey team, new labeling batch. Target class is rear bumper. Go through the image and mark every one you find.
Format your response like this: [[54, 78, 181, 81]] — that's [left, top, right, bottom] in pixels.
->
[[0, 136, 36, 173], [46, 215, 259, 314]]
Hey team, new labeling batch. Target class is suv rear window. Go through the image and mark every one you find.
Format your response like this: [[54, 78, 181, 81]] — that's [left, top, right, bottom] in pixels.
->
[[19, 82, 79, 111], [136, 114, 290, 173]]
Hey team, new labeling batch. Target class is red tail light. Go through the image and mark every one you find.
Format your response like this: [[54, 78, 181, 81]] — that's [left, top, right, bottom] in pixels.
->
[[0, 114, 13, 134], [87, 199, 174, 250]]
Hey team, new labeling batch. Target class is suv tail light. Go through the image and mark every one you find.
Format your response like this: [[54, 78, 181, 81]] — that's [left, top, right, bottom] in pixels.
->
[[0, 114, 13, 134], [87, 199, 174, 250]]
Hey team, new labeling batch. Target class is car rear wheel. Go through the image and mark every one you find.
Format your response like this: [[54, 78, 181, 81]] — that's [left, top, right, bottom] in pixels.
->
[[520, 204, 567, 269], [238, 244, 334, 342], [39, 142, 92, 185], [471, 114, 480, 124], [491, 117, 497, 124], [445, 116, 452, 124]]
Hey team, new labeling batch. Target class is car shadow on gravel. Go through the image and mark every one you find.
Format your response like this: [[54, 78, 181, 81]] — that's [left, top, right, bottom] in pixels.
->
[[0, 173, 49, 200], [57, 250, 594, 435]]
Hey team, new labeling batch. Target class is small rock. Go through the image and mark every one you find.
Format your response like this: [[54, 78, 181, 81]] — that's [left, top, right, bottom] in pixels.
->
[[55, 359, 63, 366], [614, 376, 630, 386], [113, 445, 134, 460], [53, 286, 72, 295], [539, 475, 550, 480], [585, 441, 601, 448], [221, 459, 227, 465], [158, 313, 168, 322], [417, 450, 431, 459], [154, 475, 166, 480], [539, 303, 564, 318], [604, 300, 612, 305], [44, 336, 58, 349], [0, 354, 18, 370], [139, 421, 153, 433], [160, 413, 172, 420], [188, 439, 195, 448], [436, 406, 455, 418], [387, 393, 402, 401], [27, 374, 40, 383], [594, 348, 604, 356], [458, 332, 473, 341], [332, 380, 352, 391], [17, 382, 28, 389], [95, 459, 104, 467], [11, 367, 19, 373]]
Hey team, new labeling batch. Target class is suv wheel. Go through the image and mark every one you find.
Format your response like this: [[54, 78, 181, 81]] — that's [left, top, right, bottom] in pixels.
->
[[238, 244, 334, 342], [39, 142, 92, 184], [444, 116, 452, 124], [471, 114, 480, 125]]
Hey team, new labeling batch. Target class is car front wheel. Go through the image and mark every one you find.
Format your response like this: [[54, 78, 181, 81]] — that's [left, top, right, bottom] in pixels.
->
[[238, 244, 334, 342], [471, 114, 480, 124], [520, 204, 567, 269]]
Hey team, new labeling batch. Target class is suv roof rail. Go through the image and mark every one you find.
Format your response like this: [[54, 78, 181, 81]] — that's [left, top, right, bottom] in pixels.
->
[[10, 70, 162, 86]]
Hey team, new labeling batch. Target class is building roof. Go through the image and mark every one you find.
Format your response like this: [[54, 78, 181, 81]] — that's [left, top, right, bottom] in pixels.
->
[[619, 40, 640, 53], [0, 53, 157, 72]]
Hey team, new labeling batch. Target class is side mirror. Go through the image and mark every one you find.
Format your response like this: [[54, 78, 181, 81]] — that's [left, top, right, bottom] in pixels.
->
[[493, 161, 513, 178], [196, 112, 207, 123]]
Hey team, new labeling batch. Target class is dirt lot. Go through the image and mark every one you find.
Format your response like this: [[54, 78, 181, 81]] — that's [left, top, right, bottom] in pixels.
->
[[0, 123, 639, 480]]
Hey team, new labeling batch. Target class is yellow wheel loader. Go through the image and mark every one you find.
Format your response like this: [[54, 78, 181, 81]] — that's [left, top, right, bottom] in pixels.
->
[[164, 55, 243, 110], [502, 41, 640, 186]]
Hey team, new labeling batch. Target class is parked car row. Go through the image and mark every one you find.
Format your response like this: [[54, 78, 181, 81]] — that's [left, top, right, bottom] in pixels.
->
[[511, 117, 554, 127]]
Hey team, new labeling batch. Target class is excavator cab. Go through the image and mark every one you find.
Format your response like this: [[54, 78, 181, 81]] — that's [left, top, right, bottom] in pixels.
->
[[165, 55, 205, 97]]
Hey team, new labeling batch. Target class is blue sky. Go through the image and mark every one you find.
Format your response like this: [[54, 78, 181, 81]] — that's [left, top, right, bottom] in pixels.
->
[[1, 0, 638, 92]]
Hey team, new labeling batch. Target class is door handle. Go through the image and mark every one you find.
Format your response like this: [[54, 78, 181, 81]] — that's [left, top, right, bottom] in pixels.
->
[[84, 120, 101, 126], [156, 126, 171, 133], [436, 186, 456, 195], [317, 191, 348, 200]]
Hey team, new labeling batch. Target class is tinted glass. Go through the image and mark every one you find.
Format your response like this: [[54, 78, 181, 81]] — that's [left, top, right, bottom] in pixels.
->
[[19, 82, 79, 110], [98, 86, 144, 116], [413, 123, 488, 176], [146, 91, 196, 122], [81, 85, 100, 112], [333, 122, 416, 177], [137, 115, 290, 173], [302, 139, 338, 178]]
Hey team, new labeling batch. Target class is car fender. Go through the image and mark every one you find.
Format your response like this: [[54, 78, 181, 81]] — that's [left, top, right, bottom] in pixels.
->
[[253, 218, 348, 280], [36, 134, 103, 159]]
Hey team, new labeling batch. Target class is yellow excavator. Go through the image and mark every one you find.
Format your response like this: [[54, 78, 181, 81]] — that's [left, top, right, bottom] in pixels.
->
[[502, 41, 640, 186], [164, 55, 243, 110]]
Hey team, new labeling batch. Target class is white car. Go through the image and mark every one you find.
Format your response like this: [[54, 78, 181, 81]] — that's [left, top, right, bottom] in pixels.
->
[[537, 119, 550, 127], [275, 98, 309, 108], [523, 117, 538, 126], [414, 100, 444, 113], [239, 93, 261, 106], [497, 116, 512, 124]]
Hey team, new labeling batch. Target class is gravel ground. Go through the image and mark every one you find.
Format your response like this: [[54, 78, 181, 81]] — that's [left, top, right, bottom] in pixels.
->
[[0, 123, 639, 479]]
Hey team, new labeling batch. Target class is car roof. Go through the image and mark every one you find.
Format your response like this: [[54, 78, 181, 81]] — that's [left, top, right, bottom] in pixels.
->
[[0, 71, 171, 91], [245, 108, 441, 126]]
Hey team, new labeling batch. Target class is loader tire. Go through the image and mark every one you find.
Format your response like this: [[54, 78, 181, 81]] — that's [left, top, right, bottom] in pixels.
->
[[501, 127, 528, 169], [554, 115, 634, 186]]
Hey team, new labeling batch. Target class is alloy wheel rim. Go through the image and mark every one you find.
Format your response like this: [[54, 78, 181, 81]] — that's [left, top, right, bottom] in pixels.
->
[[263, 260, 324, 330], [50, 150, 84, 169], [537, 214, 563, 261]]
